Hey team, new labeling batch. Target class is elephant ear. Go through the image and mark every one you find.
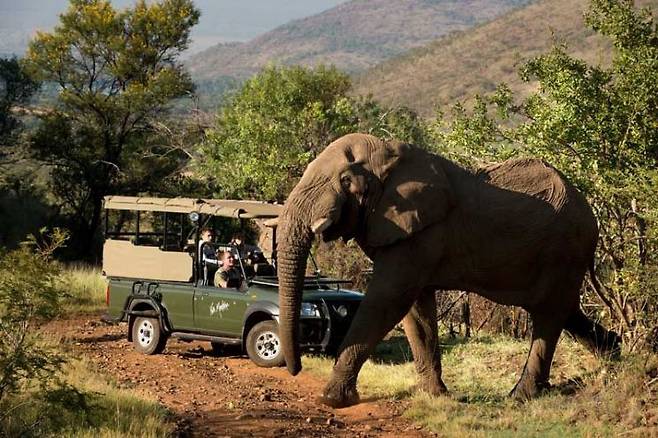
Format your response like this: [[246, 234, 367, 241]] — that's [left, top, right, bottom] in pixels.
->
[[366, 142, 454, 247]]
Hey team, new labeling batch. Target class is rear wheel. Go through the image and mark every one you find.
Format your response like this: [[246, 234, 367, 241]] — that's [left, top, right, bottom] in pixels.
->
[[132, 317, 167, 355], [245, 320, 285, 367]]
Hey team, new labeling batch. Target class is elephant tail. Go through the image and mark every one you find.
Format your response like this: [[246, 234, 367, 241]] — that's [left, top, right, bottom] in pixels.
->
[[587, 260, 615, 313], [564, 307, 621, 359], [567, 260, 622, 358], [589, 261, 603, 298]]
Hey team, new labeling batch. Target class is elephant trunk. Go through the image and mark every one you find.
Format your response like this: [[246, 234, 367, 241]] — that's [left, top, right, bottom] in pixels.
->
[[277, 209, 313, 376]]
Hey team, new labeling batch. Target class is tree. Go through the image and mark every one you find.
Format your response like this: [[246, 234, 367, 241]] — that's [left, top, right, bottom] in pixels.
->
[[199, 64, 430, 286], [0, 58, 50, 249], [24, 0, 200, 259], [199, 64, 429, 202], [431, 0, 658, 349], [0, 57, 39, 166]]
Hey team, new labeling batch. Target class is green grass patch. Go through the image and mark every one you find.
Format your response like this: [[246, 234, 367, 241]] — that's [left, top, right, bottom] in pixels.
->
[[303, 333, 658, 436], [1, 356, 173, 437], [58, 265, 107, 314]]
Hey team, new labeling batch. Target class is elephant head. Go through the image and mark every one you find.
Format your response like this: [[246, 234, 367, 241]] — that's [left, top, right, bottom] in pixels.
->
[[277, 133, 454, 375]]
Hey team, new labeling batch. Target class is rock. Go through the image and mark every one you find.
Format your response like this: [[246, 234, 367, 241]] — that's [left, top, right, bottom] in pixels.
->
[[326, 418, 344, 428], [306, 417, 312, 423], [259, 393, 271, 402]]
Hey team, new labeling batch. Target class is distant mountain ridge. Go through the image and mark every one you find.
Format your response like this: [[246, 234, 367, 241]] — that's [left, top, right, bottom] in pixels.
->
[[353, 0, 658, 116], [187, 0, 534, 81]]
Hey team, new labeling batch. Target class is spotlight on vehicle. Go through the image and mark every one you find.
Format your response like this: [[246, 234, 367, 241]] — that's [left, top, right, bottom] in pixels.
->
[[334, 305, 348, 318]]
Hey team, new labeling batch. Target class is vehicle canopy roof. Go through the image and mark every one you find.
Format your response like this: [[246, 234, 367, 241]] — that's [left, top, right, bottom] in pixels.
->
[[104, 196, 282, 220]]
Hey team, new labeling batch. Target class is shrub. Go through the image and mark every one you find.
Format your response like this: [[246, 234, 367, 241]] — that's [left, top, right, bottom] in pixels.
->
[[0, 229, 67, 403]]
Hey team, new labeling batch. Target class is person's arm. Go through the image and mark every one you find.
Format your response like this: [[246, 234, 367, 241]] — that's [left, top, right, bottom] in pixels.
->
[[202, 244, 219, 265], [214, 270, 229, 288]]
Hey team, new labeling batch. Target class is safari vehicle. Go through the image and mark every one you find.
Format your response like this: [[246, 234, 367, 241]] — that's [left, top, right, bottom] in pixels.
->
[[101, 196, 363, 367]]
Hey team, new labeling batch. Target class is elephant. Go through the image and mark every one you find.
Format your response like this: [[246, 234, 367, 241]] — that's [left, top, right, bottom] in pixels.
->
[[276, 133, 620, 408]]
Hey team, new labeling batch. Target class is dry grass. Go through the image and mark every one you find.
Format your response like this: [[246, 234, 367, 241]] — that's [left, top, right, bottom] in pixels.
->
[[303, 333, 658, 436], [58, 265, 107, 314], [1, 267, 171, 437], [1, 356, 173, 437]]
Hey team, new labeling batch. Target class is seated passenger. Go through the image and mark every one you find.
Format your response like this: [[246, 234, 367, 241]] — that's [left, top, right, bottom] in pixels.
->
[[214, 251, 242, 288], [229, 232, 262, 262]]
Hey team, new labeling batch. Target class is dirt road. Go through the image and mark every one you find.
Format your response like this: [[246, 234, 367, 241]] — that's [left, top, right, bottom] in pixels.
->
[[44, 315, 430, 437]]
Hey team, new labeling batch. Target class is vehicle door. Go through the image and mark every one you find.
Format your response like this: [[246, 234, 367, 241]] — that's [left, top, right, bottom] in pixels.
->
[[193, 283, 249, 336], [158, 282, 196, 331]]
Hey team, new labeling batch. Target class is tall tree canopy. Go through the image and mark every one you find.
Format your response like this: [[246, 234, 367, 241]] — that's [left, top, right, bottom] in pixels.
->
[[0, 58, 39, 164], [199, 65, 428, 202], [24, 0, 200, 258], [0, 58, 46, 249]]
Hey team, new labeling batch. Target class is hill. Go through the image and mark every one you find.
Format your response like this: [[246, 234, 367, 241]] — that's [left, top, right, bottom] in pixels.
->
[[186, 0, 534, 81], [0, 0, 347, 57], [353, 0, 658, 117]]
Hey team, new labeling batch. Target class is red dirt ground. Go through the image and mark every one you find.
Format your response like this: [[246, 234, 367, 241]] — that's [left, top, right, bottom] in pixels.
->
[[43, 315, 432, 437]]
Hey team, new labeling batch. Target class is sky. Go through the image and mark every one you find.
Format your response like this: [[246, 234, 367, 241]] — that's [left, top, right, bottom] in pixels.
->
[[0, 0, 349, 56]]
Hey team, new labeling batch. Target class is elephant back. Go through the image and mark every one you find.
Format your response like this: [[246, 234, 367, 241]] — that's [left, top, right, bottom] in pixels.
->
[[477, 158, 570, 212], [477, 157, 598, 262]]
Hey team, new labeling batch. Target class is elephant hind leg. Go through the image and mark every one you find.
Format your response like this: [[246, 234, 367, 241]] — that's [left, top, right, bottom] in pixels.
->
[[564, 308, 621, 359], [510, 311, 564, 401], [402, 290, 448, 397]]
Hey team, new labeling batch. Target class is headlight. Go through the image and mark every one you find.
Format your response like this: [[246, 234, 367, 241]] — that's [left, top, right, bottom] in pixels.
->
[[300, 302, 320, 318]]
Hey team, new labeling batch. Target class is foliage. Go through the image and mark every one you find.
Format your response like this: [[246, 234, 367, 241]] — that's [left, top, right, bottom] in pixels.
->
[[199, 65, 352, 202], [193, 76, 241, 111], [312, 240, 372, 291], [58, 265, 107, 314], [1, 355, 173, 437], [0, 169, 54, 249], [0, 229, 67, 403], [0, 58, 54, 249], [430, 0, 658, 349], [199, 64, 429, 203], [23, 0, 200, 259], [0, 57, 39, 159], [0, 255, 172, 436]]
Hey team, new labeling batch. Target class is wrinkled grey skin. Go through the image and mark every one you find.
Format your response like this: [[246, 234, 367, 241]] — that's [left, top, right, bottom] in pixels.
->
[[277, 133, 620, 408]]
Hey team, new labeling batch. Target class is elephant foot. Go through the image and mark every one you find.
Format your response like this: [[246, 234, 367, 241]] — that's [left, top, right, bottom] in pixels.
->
[[317, 381, 360, 408], [509, 377, 550, 401], [418, 377, 449, 397]]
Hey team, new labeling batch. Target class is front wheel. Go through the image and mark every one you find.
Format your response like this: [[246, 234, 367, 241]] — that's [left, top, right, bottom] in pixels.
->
[[132, 316, 167, 355], [245, 320, 285, 367]]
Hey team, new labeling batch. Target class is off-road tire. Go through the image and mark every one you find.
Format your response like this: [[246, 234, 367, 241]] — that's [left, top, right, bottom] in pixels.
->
[[132, 316, 167, 355], [245, 320, 285, 367], [210, 341, 223, 355]]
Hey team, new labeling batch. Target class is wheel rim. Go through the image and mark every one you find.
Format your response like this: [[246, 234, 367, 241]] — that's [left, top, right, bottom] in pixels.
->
[[255, 330, 280, 361], [137, 320, 155, 348]]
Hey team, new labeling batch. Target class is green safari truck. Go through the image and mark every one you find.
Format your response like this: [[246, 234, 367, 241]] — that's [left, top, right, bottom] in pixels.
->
[[101, 196, 363, 367]]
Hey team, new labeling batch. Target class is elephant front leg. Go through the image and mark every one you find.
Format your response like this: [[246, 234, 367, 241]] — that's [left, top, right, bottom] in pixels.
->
[[510, 312, 563, 400], [402, 290, 448, 396], [319, 272, 419, 408]]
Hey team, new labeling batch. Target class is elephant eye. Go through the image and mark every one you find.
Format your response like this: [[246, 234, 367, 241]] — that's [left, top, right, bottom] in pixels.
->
[[340, 175, 351, 189]]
